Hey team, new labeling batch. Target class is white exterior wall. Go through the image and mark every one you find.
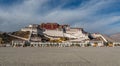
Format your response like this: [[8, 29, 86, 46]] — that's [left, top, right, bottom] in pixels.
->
[[21, 28, 43, 35], [98, 43, 104, 46], [21, 24, 43, 35], [21, 28, 37, 32], [43, 30, 63, 36], [44, 29, 89, 41], [90, 41, 104, 47], [91, 34, 100, 38]]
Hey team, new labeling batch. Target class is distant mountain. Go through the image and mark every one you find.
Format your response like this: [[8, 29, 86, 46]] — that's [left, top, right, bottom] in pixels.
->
[[102, 34, 114, 42], [110, 33, 120, 42]]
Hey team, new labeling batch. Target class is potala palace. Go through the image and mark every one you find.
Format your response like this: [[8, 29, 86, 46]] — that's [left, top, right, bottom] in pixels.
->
[[1, 23, 120, 47]]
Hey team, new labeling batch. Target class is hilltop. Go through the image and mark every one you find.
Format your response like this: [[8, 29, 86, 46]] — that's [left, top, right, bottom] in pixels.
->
[[110, 33, 120, 42]]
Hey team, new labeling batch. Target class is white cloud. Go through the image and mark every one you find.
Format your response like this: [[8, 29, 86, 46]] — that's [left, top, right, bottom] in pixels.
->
[[0, 0, 120, 34]]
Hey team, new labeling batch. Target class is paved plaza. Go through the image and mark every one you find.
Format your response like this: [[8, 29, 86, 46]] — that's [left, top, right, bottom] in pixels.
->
[[0, 47, 120, 66]]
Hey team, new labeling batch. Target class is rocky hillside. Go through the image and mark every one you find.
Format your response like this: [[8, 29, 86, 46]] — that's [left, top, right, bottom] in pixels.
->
[[110, 33, 120, 42], [0, 33, 17, 43], [11, 31, 30, 39]]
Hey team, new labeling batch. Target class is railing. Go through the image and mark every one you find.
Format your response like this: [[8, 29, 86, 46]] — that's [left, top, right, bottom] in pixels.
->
[[29, 42, 88, 47]]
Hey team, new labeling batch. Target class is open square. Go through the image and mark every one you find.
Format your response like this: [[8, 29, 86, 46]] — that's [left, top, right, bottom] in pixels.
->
[[0, 47, 120, 66]]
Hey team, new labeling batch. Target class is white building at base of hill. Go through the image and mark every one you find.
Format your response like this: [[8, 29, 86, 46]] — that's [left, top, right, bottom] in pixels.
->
[[20, 24, 89, 42], [21, 24, 43, 35], [44, 28, 89, 42]]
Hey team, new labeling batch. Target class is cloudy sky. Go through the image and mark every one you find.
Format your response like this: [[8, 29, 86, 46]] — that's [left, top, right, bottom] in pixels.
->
[[0, 0, 120, 35]]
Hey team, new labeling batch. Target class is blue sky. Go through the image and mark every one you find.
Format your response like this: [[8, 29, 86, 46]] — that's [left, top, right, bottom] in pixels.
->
[[0, 0, 120, 35]]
